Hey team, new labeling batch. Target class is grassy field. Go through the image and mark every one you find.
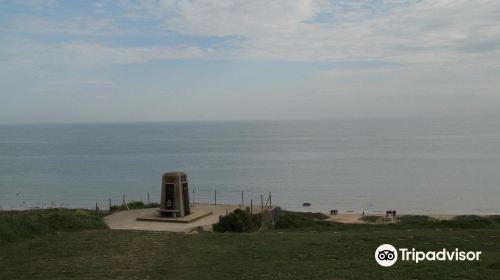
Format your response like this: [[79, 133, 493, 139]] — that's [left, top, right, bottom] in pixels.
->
[[1, 212, 499, 279], [0, 208, 107, 244]]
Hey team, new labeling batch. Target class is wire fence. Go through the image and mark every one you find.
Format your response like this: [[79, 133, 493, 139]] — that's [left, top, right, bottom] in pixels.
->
[[0, 189, 273, 211], [5, 190, 479, 214]]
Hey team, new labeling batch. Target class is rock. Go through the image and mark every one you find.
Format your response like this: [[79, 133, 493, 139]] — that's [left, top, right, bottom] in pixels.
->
[[259, 207, 282, 232], [186, 225, 204, 234], [201, 224, 213, 232]]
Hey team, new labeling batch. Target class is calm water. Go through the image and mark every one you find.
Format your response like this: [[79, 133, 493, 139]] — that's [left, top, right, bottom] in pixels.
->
[[1, 118, 499, 214]]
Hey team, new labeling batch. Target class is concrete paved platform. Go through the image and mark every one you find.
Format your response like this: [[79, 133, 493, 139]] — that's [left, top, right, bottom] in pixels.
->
[[136, 210, 213, 223], [104, 204, 239, 233]]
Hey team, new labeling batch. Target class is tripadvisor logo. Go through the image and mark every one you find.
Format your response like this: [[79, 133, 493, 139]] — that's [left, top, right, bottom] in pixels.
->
[[375, 244, 398, 267], [375, 244, 482, 267]]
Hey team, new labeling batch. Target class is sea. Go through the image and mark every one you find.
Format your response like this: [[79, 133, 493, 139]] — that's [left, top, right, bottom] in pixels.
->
[[1, 118, 499, 214]]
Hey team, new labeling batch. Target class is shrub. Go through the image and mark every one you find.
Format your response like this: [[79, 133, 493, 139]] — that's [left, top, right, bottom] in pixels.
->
[[299, 212, 330, 220], [38, 210, 106, 231], [489, 215, 500, 224], [213, 209, 262, 233], [396, 215, 436, 225]]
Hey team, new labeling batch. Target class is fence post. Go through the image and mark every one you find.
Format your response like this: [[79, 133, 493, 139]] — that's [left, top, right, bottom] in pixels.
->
[[108, 198, 112, 212], [147, 192, 150, 204], [214, 190, 217, 205], [250, 199, 253, 214], [269, 192, 272, 208], [122, 194, 126, 206], [192, 188, 195, 205], [241, 191, 244, 207], [95, 203, 99, 216], [261, 195, 264, 213]]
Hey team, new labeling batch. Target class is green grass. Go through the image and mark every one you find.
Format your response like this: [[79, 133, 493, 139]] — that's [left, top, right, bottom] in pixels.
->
[[0, 209, 107, 243], [0, 228, 499, 279], [1, 211, 499, 279], [274, 211, 332, 230], [395, 215, 437, 224]]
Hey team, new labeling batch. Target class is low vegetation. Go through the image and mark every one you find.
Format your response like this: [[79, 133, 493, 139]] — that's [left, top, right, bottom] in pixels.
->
[[212, 209, 500, 233], [395, 215, 436, 224], [0, 209, 107, 244], [358, 214, 500, 229], [439, 215, 500, 228], [1, 225, 499, 279], [274, 210, 332, 230], [1, 209, 500, 279], [212, 209, 333, 232], [213, 209, 262, 232], [392, 215, 500, 229]]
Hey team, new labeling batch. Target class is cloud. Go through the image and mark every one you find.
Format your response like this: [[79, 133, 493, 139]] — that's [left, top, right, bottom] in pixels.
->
[[58, 43, 206, 66], [310, 61, 500, 96], [0, 40, 206, 70], [2, 0, 500, 67], [2, 16, 123, 36], [112, 0, 500, 65], [1, 0, 500, 112]]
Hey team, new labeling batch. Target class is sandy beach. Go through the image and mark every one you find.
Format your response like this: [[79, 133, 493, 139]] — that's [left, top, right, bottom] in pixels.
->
[[327, 213, 457, 224]]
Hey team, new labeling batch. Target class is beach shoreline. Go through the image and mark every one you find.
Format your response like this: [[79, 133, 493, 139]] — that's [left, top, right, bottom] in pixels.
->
[[326, 213, 460, 224]]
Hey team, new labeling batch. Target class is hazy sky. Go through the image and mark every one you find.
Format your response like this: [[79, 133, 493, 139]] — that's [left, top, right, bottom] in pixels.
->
[[1, 0, 500, 123]]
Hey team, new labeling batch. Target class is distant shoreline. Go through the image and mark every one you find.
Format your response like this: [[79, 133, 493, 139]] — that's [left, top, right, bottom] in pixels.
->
[[327, 213, 462, 224]]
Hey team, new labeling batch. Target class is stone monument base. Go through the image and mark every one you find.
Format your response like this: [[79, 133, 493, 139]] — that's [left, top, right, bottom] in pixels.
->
[[136, 210, 213, 223]]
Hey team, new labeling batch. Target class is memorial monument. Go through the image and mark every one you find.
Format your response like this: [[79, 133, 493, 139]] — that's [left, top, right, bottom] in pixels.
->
[[160, 171, 190, 218], [136, 171, 214, 223]]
